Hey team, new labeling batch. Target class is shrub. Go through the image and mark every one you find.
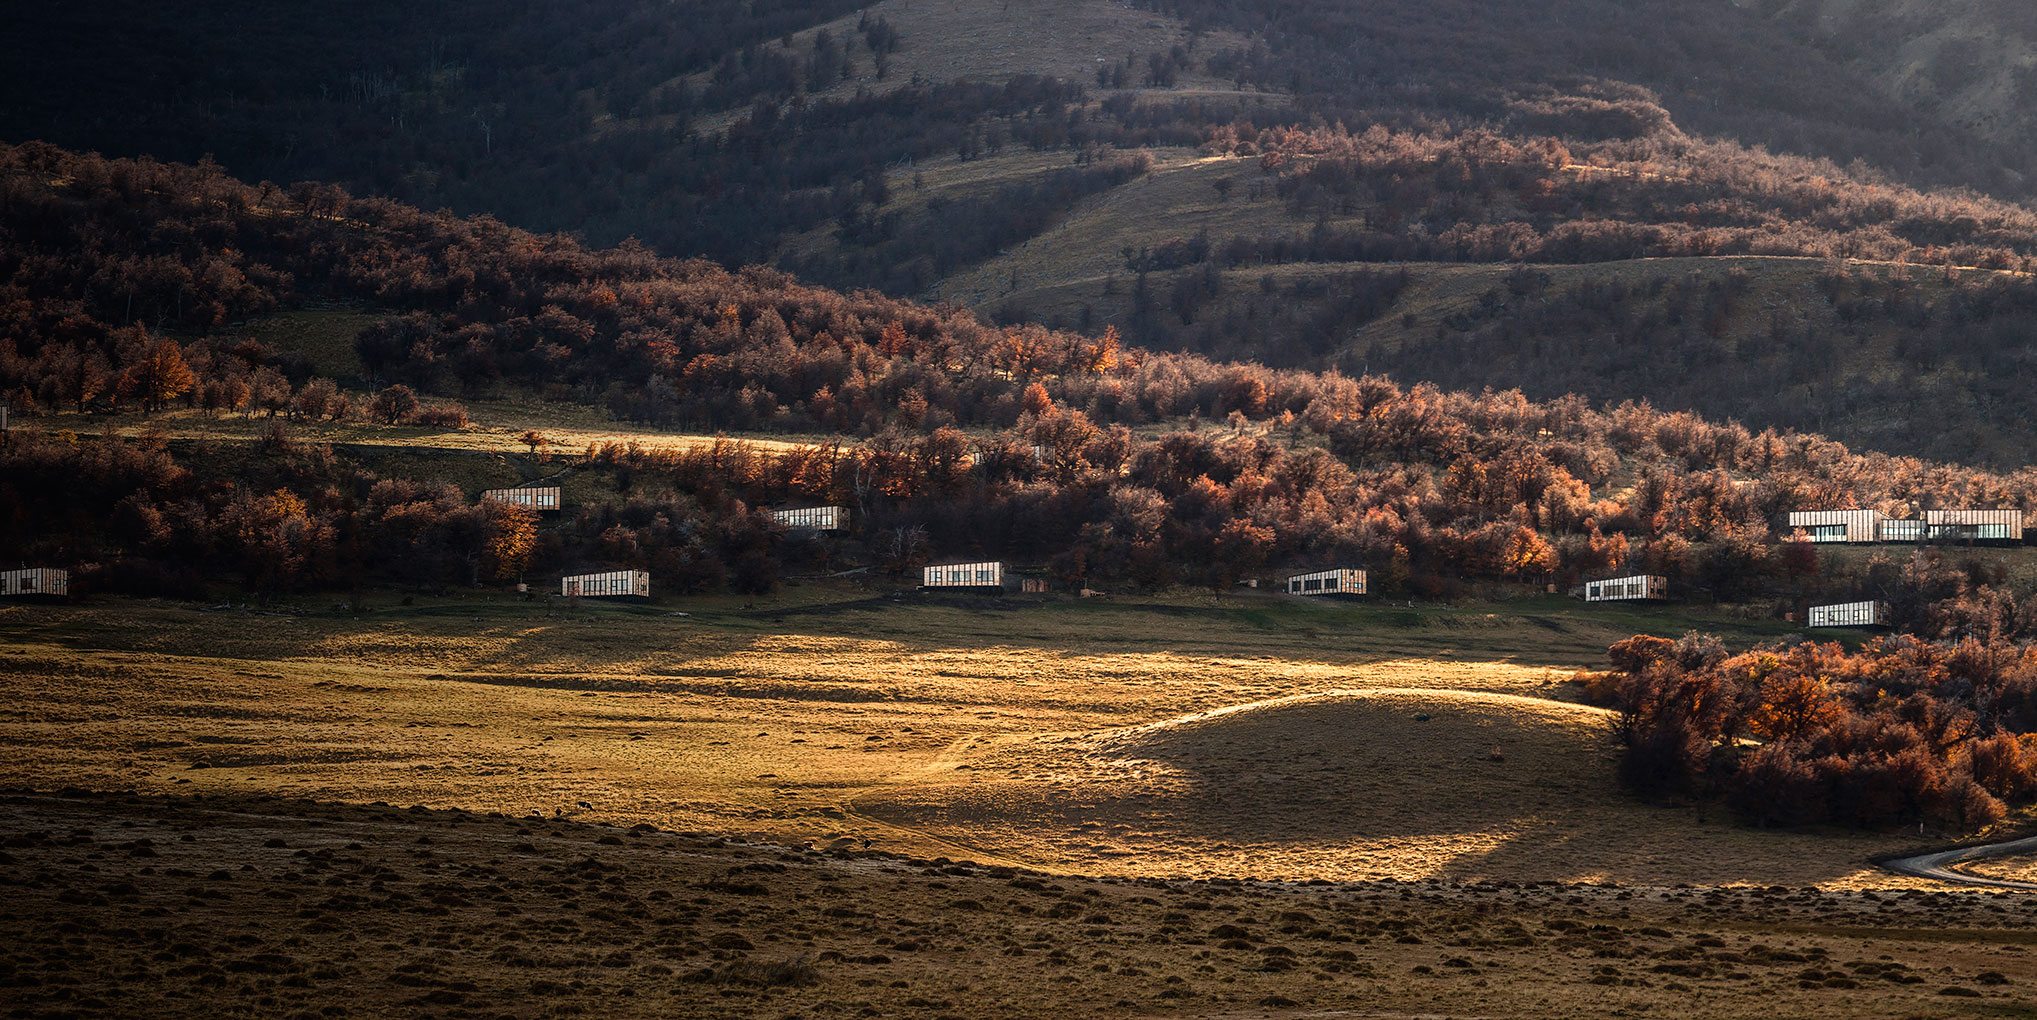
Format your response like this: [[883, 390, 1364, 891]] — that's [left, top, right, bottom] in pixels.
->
[[409, 403, 472, 428], [1601, 634, 2037, 832]]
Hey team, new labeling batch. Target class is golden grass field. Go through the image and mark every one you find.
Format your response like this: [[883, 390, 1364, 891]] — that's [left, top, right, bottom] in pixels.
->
[[1965, 856, 2037, 883], [9, 586, 2037, 1016], [0, 585, 1989, 889], [27, 397, 833, 459]]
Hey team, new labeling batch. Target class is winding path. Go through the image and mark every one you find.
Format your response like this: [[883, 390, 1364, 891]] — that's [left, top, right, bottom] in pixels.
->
[[1881, 835, 2037, 891]]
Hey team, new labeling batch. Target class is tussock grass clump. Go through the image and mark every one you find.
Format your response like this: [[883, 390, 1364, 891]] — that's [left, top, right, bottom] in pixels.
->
[[693, 955, 820, 988]]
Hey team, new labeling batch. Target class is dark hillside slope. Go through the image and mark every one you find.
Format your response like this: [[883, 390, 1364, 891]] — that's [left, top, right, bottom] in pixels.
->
[[0, 0, 886, 266], [1149, 0, 2034, 200], [9, 0, 2034, 280], [1756, 0, 2037, 166]]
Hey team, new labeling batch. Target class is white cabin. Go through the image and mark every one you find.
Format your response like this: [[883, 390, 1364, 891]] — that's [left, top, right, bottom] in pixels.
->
[[1925, 509, 2024, 542], [771, 506, 848, 531], [1284, 567, 1368, 597], [1878, 519, 1926, 542], [1786, 510, 1882, 544], [1584, 575, 1669, 603], [922, 562, 1005, 589], [481, 486, 562, 512], [1807, 601, 1888, 629], [0, 568, 68, 598], [561, 570, 650, 599]]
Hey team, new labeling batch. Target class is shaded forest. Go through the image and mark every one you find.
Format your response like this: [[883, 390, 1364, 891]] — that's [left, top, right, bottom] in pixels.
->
[[1, 0, 1173, 276]]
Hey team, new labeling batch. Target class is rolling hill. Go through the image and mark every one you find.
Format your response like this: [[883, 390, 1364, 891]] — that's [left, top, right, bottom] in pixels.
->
[[1756, 0, 2037, 161], [14, 138, 2037, 617], [17, 11, 2037, 1011], [11, 1, 2037, 466]]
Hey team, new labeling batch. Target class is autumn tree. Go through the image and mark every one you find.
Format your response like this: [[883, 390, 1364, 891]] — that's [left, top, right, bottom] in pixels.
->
[[217, 487, 336, 594], [1195, 517, 1275, 596], [520, 430, 552, 462], [878, 321, 909, 357], [1020, 382, 1053, 417], [1082, 325, 1122, 374], [120, 336, 196, 413], [369, 384, 421, 424], [1747, 667, 1840, 745], [479, 501, 538, 582]]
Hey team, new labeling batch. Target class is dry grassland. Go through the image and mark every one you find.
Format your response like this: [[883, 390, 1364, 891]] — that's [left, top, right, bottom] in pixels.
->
[[22, 399, 834, 459], [1960, 855, 2037, 885], [934, 148, 1267, 306], [4, 789, 2033, 1019], [0, 589, 1993, 892]]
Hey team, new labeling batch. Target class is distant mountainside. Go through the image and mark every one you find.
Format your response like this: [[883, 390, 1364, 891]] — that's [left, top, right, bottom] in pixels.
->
[[9, 0, 2037, 465], [9, 0, 2029, 265], [1140, 0, 2034, 198], [1754, 0, 2037, 165]]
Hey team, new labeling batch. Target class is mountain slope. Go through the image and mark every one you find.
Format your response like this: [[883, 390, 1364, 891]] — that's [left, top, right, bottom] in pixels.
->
[[10, 0, 2033, 275], [1755, 0, 2037, 163], [13, 0, 2037, 465], [1143, 0, 2035, 200]]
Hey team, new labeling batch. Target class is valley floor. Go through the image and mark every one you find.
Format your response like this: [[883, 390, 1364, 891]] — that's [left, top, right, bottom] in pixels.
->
[[4, 588, 2034, 1016], [2, 789, 2031, 1018], [0, 588, 1969, 886]]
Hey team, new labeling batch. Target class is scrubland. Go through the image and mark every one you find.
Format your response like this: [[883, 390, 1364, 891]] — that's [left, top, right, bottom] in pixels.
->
[[5, 788, 2034, 1019]]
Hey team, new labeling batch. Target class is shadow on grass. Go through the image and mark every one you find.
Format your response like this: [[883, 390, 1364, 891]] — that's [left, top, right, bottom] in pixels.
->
[[859, 687, 1895, 887], [0, 588, 1806, 684]]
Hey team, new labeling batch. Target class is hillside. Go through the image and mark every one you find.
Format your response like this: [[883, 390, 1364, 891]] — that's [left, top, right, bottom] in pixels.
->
[[20, 12, 2037, 1012], [1, 0, 1244, 269], [1756, 0, 2037, 160], [862, 686, 1864, 883], [13, 1, 2037, 467], [988, 249, 2037, 467]]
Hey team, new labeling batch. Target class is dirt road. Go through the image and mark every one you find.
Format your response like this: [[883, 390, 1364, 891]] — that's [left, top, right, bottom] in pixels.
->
[[1881, 835, 2037, 890]]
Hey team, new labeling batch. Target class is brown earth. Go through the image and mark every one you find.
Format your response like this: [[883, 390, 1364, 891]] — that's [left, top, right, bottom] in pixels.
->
[[3, 789, 2033, 1019]]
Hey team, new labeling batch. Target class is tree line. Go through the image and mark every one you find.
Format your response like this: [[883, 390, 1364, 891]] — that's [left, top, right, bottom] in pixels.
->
[[1593, 632, 2037, 833], [22, 389, 2037, 616], [1207, 121, 2037, 273], [1150, 0, 2035, 203], [0, 430, 782, 601]]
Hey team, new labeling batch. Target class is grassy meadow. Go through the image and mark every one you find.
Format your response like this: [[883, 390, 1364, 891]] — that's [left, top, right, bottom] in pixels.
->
[[0, 582, 1957, 890]]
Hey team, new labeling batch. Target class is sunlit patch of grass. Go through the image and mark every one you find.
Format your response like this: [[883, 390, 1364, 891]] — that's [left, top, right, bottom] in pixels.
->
[[0, 585, 1925, 889]]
